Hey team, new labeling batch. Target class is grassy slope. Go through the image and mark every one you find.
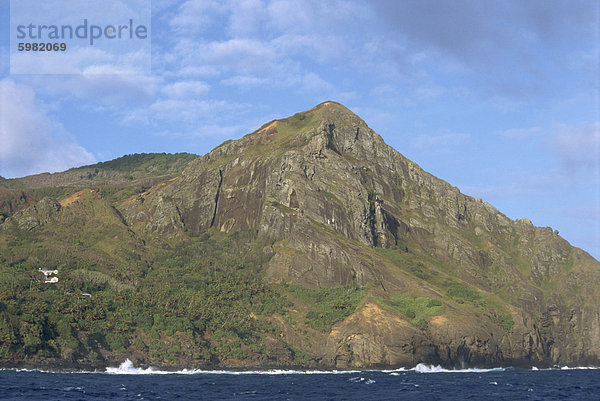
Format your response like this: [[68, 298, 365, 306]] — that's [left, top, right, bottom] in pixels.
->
[[0, 153, 198, 217]]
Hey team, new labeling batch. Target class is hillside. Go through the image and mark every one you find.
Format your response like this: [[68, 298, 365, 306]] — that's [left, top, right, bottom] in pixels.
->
[[0, 153, 198, 220], [0, 102, 598, 371]]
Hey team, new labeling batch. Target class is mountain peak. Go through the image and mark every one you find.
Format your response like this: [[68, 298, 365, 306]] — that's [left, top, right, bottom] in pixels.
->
[[203, 101, 381, 168], [307, 100, 353, 113], [263, 100, 362, 133], [300, 101, 363, 124]]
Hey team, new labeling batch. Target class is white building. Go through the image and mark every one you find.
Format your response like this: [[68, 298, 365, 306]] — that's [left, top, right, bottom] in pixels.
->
[[38, 269, 59, 283]]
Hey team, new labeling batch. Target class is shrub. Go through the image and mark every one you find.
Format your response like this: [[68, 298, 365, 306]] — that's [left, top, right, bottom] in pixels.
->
[[491, 313, 514, 332], [376, 295, 445, 330], [444, 282, 483, 305], [286, 284, 366, 331]]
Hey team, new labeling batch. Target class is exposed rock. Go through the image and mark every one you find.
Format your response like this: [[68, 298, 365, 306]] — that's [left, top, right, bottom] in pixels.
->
[[325, 303, 437, 368], [2, 197, 61, 231]]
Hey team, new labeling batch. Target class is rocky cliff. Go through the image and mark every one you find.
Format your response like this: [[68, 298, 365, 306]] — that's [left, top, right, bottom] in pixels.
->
[[114, 101, 600, 368], [1, 102, 598, 370]]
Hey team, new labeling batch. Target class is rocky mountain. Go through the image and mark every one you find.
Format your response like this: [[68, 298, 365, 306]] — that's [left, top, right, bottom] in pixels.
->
[[0, 102, 598, 370]]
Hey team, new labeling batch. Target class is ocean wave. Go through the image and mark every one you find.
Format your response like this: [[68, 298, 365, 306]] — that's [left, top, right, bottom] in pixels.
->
[[4, 359, 598, 375], [559, 366, 599, 370], [104, 359, 364, 375], [530, 366, 600, 371], [105, 359, 191, 375], [104, 361, 506, 375], [348, 377, 376, 384], [410, 363, 506, 373], [13, 368, 51, 373]]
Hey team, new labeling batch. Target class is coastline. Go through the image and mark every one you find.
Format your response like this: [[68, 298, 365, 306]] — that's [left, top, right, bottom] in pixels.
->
[[2, 358, 598, 375]]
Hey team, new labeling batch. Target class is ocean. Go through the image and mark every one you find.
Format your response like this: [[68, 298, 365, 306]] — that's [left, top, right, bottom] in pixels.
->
[[1, 360, 599, 400]]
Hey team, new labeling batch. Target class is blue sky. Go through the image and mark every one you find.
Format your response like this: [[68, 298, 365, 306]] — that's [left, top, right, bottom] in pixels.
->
[[0, 0, 599, 259]]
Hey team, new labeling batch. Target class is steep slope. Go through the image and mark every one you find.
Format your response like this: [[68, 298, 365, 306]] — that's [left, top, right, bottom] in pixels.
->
[[0, 102, 598, 370]]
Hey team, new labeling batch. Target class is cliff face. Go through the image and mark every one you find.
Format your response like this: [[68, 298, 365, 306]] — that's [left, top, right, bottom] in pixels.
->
[[1, 102, 598, 370], [116, 101, 600, 368]]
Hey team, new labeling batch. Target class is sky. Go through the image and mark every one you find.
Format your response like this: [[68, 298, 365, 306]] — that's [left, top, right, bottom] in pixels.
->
[[0, 0, 599, 259]]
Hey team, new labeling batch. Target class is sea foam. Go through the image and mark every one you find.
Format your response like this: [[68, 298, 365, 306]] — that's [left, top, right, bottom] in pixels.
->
[[104, 359, 363, 375], [410, 363, 506, 373], [105, 359, 194, 375], [95, 359, 600, 375]]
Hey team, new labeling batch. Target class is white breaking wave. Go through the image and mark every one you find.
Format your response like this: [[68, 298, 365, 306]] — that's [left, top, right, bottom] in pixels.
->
[[105, 359, 365, 375], [105, 359, 195, 375], [529, 366, 600, 371], [6, 359, 598, 375], [348, 377, 376, 384], [559, 366, 599, 370], [410, 363, 506, 373], [13, 368, 52, 373], [381, 368, 408, 373]]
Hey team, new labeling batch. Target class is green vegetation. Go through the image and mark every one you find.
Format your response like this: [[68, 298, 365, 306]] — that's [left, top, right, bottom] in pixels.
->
[[2, 153, 197, 189], [490, 313, 514, 332], [285, 284, 366, 331], [0, 153, 198, 214], [74, 153, 196, 173], [319, 190, 342, 206], [444, 281, 483, 305], [0, 230, 292, 364], [443, 281, 514, 332], [376, 295, 444, 330], [270, 201, 296, 214], [211, 140, 233, 152]]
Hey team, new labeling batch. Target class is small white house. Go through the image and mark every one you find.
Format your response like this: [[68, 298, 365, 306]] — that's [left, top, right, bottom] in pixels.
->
[[38, 269, 59, 283]]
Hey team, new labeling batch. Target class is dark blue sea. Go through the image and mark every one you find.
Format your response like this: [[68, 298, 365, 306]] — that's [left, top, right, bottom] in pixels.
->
[[1, 360, 599, 400]]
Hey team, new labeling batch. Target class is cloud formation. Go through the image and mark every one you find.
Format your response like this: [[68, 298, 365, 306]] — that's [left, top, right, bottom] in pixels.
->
[[371, 0, 598, 98], [0, 79, 95, 178], [411, 131, 470, 151], [553, 123, 600, 171]]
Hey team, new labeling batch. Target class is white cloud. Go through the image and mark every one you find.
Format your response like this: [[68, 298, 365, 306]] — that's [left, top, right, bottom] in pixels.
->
[[458, 170, 574, 201], [553, 122, 600, 171], [413, 84, 445, 101], [206, 38, 277, 71], [169, 0, 224, 34], [411, 131, 470, 150], [272, 33, 348, 65], [227, 0, 267, 37], [370, 0, 598, 101], [498, 126, 542, 138], [122, 98, 248, 127], [297, 72, 334, 94], [30, 73, 160, 109], [221, 75, 268, 87], [0, 79, 95, 178], [166, 38, 277, 77], [162, 81, 210, 99], [266, 0, 368, 35]]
